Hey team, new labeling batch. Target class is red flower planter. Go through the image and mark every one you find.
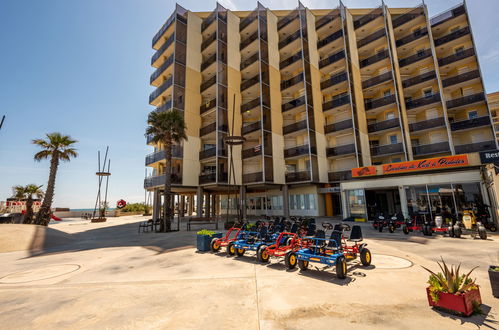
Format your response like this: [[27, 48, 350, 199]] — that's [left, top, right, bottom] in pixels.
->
[[426, 287, 481, 316]]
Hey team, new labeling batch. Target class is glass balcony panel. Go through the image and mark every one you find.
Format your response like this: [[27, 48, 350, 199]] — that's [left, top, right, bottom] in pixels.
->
[[326, 144, 356, 157], [409, 117, 446, 132], [405, 93, 441, 110], [446, 92, 484, 109], [325, 119, 353, 134], [367, 118, 400, 133], [450, 116, 491, 131]]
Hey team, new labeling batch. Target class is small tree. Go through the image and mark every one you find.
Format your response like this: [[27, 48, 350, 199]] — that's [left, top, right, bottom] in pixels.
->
[[12, 184, 44, 224]]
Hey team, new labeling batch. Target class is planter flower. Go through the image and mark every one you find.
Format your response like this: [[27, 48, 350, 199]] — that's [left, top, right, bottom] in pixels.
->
[[423, 258, 481, 316], [489, 265, 499, 298], [197, 229, 222, 252]]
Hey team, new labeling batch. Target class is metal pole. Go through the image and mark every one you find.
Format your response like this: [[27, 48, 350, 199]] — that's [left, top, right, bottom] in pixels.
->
[[103, 159, 111, 218], [92, 151, 102, 219], [0, 115, 5, 131]]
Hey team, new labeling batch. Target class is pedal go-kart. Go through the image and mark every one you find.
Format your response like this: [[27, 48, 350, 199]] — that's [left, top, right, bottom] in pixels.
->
[[210, 227, 243, 253], [402, 215, 423, 235], [333, 224, 372, 265], [228, 227, 274, 257], [257, 232, 302, 268], [453, 210, 487, 240], [421, 215, 454, 237]]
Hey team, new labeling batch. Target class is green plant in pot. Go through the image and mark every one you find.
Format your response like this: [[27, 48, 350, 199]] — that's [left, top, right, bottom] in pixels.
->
[[196, 229, 222, 252], [422, 258, 481, 316], [489, 252, 499, 298]]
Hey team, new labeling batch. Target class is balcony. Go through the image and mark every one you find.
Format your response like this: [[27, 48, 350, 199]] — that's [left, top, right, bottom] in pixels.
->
[[151, 34, 175, 66], [153, 99, 173, 114], [317, 29, 343, 49], [278, 29, 301, 49], [367, 118, 400, 133], [362, 71, 392, 89], [149, 77, 173, 104], [316, 10, 340, 31], [285, 170, 311, 183], [325, 119, 353, 134], [454, 140, 496, 154], [438, 48, 475, 67], [323, 95, 350, 112], [151, 54, 174, 84], [354, 7, 383, 30], [240, 30, 258, 51], [277, 9, 299, 31], [241, 74, 259, 91], [200, 122, 216, 136], [145, 146, 183, 165], [357, 29, 385, 49], [328, 170, 352, 182], [395, 28, 428, 47], [240, 10, 257, 32], [327, 144, 356, 157], [201, 11, 217, 31], [144, 173, 181, 189], [413, 141, 450, 156], [359, 49, 389, 68], [321, 71, 348, 90], [199, 173, 217, 184], [242, 146, 262, 159], [319, 50, 345, 69], [243, 171, 263, 183], [152, 12, 176, 47], [242, 121, 261, 135], [281, 73, 304, 91], [371, 143, 404, 156], [282, 96, 306, 113], [241, 97, 260, 112], [280, 51, 302, 70], [446, 92, 485, 109], [409, 117, 446, 132], [450, 116, 491, 131], [284, 144, 311, 158], [200, 99, 216, 115], [201, 33, 216, 51], [199, 147, 216, 160], [241, 52, 259, 70], [398, 49, 432, 67], [365, 94, 396, 111], [434, 26, 470, 47], [283, 120, 307, 135], [392, 7, 424, 28], [200, 76, 216, 93], [406, 93, 441, 110], [201, 53, 216, 72], [402, 71, 436, 88], [430, 5, 465, 27], [442, 70, 480, 88]]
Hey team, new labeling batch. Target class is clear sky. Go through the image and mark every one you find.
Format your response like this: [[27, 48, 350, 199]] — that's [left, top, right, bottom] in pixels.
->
[[0, 0, 498, 209]]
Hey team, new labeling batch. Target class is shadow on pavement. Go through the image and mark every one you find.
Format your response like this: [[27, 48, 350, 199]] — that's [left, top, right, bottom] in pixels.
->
[[431, 304, 498, 329]]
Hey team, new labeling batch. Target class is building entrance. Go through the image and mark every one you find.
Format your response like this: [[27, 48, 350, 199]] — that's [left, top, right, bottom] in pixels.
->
[[365, 188, 401, 220]]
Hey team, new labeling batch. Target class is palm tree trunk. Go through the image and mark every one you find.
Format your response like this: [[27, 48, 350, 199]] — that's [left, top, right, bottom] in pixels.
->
[[24, 196, 34, 224], [36, 152, 59, 226], [163, 135, 172, 232]]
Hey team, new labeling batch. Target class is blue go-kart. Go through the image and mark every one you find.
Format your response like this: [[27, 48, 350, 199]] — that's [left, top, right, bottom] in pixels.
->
[[228, 227, 274, 257], [286, 230, 348, 279]]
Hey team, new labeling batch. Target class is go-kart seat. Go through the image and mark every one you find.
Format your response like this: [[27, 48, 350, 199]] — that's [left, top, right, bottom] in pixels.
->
[[259, 226, 268, 240], [348, 225, 363, 242], [327, 230, 343, 251], [315, 230, 325, 239], [333, 224, 342, 232]]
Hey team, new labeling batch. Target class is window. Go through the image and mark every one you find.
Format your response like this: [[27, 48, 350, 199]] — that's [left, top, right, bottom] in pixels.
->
[[455, 46, 465, 55], [389, 135, 398, 144], [386, 111, 395, 120], [384, 90, 391, 97], [468, 110, 478, 119], [423, 89, 433, 98]]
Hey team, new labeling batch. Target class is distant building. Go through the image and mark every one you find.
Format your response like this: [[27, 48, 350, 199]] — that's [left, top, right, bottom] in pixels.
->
[[488, 91, 499, 144]]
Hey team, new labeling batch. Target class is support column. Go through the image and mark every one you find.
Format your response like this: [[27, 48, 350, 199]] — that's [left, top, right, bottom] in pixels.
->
[[398, 186, 409, 218], [341, 190, 348, 219], [196, 187, 203, 217], [206, 193, 211, 217], [188, 195, 194, 216], [211, 195, 217, 217], [240, 185, 246, 220], [282, 185, 290, 218], [152, 189, 160, 220]]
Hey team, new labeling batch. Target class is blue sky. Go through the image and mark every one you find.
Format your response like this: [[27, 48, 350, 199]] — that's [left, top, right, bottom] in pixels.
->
[[0, 0, 498, 208]]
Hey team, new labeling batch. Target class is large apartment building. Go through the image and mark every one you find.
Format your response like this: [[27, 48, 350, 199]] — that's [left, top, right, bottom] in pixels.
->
[[145, 2, 499, 222]]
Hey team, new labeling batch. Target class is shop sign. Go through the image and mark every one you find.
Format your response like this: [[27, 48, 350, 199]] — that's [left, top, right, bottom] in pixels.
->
[[382, 155, 469, 174], [318, 187, 340, 193], [479, 150, 499, 165], [351, 166, 377, 177]]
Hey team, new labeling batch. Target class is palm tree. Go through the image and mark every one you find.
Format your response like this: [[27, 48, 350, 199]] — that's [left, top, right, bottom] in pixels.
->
[[145, 110, 187, 232], [32, 133, 78, 226], [12, 184, 44, 224]]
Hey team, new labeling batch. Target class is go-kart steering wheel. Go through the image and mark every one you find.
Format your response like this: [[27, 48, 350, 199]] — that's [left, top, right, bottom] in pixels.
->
[[322, 222, 334, 230], [340, 223, 351, 231]]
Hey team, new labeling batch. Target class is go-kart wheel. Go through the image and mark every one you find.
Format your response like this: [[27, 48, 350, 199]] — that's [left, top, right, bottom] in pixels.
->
[[298, 259, 309, 271], [453, 226, 461, 238], [402, 225, 409, 235], [336, 256, 347, 279], [227, 242, 236, 256], [479, 227, 487, 240], [378, 225, 383, 232], [257, 245, 269, 263], [360, 248, 372, 266], [210, 238, 221, 252], [285, 252, 297, 269], [388, 225, 395, 233], [448, 226, 454, 238], [236, 247, 245, 256]]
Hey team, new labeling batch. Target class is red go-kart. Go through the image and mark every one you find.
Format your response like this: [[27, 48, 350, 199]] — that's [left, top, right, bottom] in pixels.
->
[[257, 232, 303, 268], [210, 227, 243, 253]]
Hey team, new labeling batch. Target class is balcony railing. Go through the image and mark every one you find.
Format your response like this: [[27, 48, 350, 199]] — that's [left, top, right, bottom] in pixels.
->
[[359, 49, 389, 68], [413, 141, 450, 156], [200, 99, 216, 114], [200, 76, 216, 92], [280, 51, 302, 70], [200, 122, 216, 136], [325, 119, 353, 134], [362, 71, 392, 89], [239, 10, 257, 32], [438, 48, 475, 66], [201, 33, 216, 51], [283, 120, 307, 135], [365, 94, 396, 111], [430, 4, 465, 27], [446, 92, 485, 109], [201, 10, 217, 31], [277, 9, 299, 30], [281, 73, 304, 91], [282, 96, 306, 113], [323, 95, 351, 112], [241, 74, 260, 91], [240, 52, 259, 70], [371, 143, 404, 156], [328, 170, 352, 182], [402, 71, 436, 88], [409, 117, 446, 132], [278, 29, 301, 49], [284, 144, 312, 158], [149, 76, 173, 103], [316, 10, 340, 30], [367, 118, 400, 133], [398, 49, 432, 67], [242, 146, 262, 159], [454, 140, 496, 154], [317, 29, 343, 49], [240, 30, 258, 50], [321, 71, 348, 90], [405, 93, 441, 110], [153, 99, 173, 114], [201, 53, 216, 72], [199, 147, 217, 160], [327, 144, 356, 157], [242, 121, 261, 135], [144, 173, 181, 189], [243, 171, 263, 183], [152, 11, 176, 47], [442, 70, 480, 88], [319, 50, 345, 69], [395, 27, 428, 47], [199, 172, 217, 184], [392, 6, 424, 28], [150, 54, 174, 83], [151, 34, 175, 65], [145, 146, 183, 165], [285, 170, 311, 183], [434, 26, 470, 47], [450, 116, 491, 131], [354, 7, 383, 29], [241, 97, 260, 112], [357, 28, 385, 49]]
